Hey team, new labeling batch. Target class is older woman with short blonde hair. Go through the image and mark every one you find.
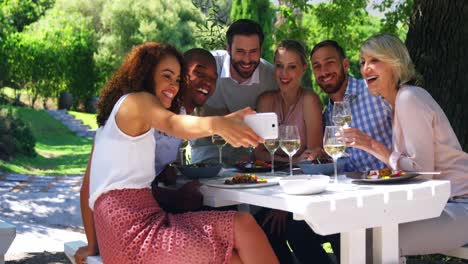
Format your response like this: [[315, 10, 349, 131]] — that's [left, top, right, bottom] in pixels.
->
[[344, 34, 468, 257]]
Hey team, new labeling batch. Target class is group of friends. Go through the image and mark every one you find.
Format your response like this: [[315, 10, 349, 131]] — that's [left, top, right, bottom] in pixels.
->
[[75, 19, 468, 264]]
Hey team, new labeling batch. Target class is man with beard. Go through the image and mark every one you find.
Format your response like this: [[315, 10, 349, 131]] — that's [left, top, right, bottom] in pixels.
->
[[312, 40, 393, 172], [284, 40, 394, 264], [151, 48, 218, 212], [190, 19, 277, 165]]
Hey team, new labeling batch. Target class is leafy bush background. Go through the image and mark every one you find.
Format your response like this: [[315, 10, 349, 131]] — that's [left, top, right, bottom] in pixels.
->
[[0, 108, 36, 160]]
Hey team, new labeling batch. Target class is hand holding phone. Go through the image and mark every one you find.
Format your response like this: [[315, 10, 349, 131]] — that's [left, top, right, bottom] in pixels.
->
[[243, 113, 278, 139]]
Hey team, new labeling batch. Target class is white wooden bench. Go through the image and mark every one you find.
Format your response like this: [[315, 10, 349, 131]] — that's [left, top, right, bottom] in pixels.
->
[[0, 220, 16, 264], [442, 244, 468, 260], [64, 241, 468, 263], [64, 241, 102, 264]]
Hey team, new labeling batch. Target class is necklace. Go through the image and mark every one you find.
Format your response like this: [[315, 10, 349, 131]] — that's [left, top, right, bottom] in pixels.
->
[[279, 89, 303, 125]]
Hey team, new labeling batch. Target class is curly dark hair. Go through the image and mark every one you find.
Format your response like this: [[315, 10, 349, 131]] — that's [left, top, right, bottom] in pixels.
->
[[96, 42, 186, 127]]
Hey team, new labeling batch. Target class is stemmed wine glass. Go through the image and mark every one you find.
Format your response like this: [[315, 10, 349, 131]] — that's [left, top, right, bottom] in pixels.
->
[[211, 135, 227, 164], [332, 101, 352, 128], [323, 126, 346, 184], [179, 140, 189, 165], [263, 139, 280, 175], [279, 125, 301, 176]]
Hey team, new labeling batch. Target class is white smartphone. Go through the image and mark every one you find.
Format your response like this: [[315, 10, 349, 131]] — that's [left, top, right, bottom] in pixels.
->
[[243, 112, 278, 139]]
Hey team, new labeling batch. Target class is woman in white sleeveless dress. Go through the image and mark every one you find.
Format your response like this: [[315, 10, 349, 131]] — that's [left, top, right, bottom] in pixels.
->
[[74, 42, 278, 264]]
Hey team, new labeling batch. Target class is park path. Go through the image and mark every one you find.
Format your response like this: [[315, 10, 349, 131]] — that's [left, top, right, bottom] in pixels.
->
[[0, 173, 86, 259]]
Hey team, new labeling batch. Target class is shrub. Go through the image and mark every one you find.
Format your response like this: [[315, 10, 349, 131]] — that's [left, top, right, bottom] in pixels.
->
[[0, 110, 36, 160]]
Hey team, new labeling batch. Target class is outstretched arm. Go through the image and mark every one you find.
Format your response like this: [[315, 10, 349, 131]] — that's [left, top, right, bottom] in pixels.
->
[[118, 92, 263, 148], [75, 143, 99, 264]]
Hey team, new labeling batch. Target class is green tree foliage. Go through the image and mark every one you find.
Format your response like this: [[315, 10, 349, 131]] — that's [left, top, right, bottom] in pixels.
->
[[0, 0, 54, 32], [274, 0, 310, 43], [230, 0, 275, 61], [93, 0, 204, 88], [4, 9, 96, 109], [0, 108, 36, 161], [372, 0, 413, 38], [192, 0, 230, 50], [3, 0, 204, 108], [0, 0, 55, 84]]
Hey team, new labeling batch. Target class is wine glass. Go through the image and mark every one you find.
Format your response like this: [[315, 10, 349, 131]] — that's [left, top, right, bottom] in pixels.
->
[[323, 126, 346, 184], [279, 125, 301, 176], [179, 140, 189, 165], [263, 139, 280, 175], [332, 101, 352, 128], [211, 135, 227, 164]]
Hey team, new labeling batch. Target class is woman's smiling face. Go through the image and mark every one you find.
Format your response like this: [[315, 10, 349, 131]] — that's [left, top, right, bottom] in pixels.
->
[[274, 48, 307, 91], [360, 53, 396, 96], [153, 55, 181, 109]]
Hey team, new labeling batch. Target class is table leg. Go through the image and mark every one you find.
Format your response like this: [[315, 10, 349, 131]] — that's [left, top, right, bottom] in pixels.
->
[[341, 229, 366, 264], [372, 224, 399, 264]]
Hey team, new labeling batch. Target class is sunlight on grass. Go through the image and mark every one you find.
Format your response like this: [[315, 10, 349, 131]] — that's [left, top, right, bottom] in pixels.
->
[[0, 104, 93, 176], [69, 110, 98, 130], [323, 242, 333, 253], [0, 87, 19, 98]]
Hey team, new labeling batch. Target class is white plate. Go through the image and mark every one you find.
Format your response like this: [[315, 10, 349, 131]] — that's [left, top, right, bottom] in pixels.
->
[[279, 175, 329, 195], [204, 176, 281, 189]]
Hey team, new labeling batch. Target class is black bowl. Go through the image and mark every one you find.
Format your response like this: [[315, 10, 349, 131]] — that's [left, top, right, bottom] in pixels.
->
[[177, 163, 222, 179]]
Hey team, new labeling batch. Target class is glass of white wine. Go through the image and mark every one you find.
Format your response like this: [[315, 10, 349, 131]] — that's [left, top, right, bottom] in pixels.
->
[[332, 101, 352, 128], [212, 135, 227, 164], [323, 126, 346, 184], [179, 140, 189, 165], [264, 139, 280, 175], [279, 125, 301, 176]]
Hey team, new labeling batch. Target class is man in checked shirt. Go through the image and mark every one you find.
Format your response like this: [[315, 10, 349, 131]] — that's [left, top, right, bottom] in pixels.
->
[[313, 39, 393, 173], [284, 40, 393, 264]]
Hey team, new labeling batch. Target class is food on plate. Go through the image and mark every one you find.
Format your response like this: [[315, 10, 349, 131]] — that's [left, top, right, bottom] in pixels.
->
[[224, 173, 268, 185], [367, 168, 406, 179], [238, 160, 271, 169]]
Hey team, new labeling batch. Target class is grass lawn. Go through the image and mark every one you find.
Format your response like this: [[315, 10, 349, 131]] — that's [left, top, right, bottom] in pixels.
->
[[0, 104, 92, 175], [69, 110, 98, 130]]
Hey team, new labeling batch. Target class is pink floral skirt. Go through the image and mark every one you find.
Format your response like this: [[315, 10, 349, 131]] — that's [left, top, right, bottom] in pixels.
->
[[93, 188, 235, 264]]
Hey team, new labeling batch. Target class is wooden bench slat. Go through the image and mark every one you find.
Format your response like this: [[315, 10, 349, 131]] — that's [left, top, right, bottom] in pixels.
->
[[64, 241, 103, 264], [442, 244, 468, 260]]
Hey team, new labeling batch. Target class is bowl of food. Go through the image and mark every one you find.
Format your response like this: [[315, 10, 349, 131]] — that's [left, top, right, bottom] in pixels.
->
[[279, 174, 329, 195], [235, 160, 289, 172], [177, 163, 222, 179], [297, 158, 346, 175]]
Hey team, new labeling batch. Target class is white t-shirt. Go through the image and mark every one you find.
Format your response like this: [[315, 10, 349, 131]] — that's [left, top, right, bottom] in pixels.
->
[[89, 94, 155, 210], [190, 50, 278, 165]]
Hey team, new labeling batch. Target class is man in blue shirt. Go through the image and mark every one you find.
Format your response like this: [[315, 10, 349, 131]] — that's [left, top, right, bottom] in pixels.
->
[[313, 40, 393, 172], [286, 40, 393, 264]]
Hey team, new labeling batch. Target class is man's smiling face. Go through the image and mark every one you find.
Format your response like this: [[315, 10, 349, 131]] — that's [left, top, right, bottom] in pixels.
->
[[311, 46, 349, 95]]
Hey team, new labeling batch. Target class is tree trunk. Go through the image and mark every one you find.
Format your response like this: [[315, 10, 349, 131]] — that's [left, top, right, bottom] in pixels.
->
[[406, 0, 468, 151]]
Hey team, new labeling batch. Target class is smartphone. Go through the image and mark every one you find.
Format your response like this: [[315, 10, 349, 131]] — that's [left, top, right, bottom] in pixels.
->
[[244, 113, 278, 139]]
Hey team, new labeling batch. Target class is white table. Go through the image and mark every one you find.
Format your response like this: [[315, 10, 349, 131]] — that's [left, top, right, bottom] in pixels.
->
[[198, 178, 450, 264], [0, 220, 16, 264]]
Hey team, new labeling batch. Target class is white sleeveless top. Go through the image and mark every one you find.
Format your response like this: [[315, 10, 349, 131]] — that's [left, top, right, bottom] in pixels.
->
[[89, 94, 155, 210]]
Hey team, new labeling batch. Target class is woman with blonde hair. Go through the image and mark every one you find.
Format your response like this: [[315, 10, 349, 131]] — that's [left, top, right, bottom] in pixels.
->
[[344, 34, 468, 257], [255, 39, 323, 163], [254, 39, 323, 263]]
